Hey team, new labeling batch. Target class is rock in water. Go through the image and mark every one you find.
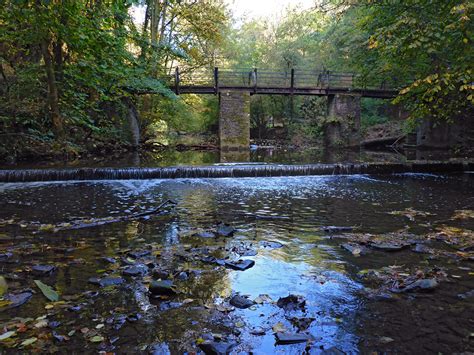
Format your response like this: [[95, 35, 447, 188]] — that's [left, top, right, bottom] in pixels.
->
[[217, 223, 235, 237], [149, 280, 176, 296], [394, 278, 438, 293], [369, 241, 409, 252], [32, 264, 56, 275], [0, 252, 13, 262], [224, 259, 255, 271], [127, 250, 151, 259], [148, 342, 171, 355], [412, 244, 432, 254], [1, 292, 33, 311], [259, 240, 284, 249], [199, 341, 235, 355], [458, 289, 474, 300], [229, 295, 255, 309], [340, 243, 367, 256], [275, 332, 313, 344], [277, 294, 306, 311], [122, 264, 148, 277], [194, 231, 216, 238], [88, 277, 124, 287]]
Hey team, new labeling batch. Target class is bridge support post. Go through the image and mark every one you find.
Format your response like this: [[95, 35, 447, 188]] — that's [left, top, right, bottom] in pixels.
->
[[325, 94, 361, 147], [219, 90, 250, 151]]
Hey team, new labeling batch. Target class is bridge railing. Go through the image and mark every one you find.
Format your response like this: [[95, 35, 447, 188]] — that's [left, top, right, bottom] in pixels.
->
[[169, 67, 402, 94]]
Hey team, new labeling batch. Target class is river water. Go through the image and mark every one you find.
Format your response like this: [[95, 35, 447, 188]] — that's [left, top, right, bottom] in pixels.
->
[[0, 173, 473, 353]]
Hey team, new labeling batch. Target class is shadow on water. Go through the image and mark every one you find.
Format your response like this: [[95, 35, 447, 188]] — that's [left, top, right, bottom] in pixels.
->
[[1, 173, 473, 352]]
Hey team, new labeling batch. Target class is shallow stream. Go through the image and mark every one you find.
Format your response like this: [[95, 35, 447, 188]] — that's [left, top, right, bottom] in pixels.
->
[[1, 173, 473, 353]]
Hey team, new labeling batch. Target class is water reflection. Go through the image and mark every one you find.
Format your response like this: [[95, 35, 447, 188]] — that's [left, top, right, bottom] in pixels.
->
[[3, 145, 472, 170]]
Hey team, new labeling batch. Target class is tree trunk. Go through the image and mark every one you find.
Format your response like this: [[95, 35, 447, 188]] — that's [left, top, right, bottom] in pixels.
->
[[159, 0, 168, 45], [41, 39, 64, 137], [140, 1, 151, 59]]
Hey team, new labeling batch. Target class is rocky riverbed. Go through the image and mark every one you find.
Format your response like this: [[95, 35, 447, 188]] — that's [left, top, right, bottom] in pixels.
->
[[0, 174, 473, 353]]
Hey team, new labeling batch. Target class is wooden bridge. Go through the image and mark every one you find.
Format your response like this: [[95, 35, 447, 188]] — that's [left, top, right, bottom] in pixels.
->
[[171, 67, 399, 99]]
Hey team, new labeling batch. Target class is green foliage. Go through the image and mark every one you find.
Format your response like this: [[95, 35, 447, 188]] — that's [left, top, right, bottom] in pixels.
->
[[361, 98, 389, 129], [350, 0, 474, 122], [0, 0, 229, 157]]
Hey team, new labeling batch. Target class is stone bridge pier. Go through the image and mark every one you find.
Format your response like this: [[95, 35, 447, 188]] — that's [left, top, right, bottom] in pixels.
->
[[219, 90, 250, 151], [324, 94, 361, 147]]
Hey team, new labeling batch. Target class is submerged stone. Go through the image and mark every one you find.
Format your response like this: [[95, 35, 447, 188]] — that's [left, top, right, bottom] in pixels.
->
[[148, 342, 171, 355], [394, 278, 438, 293], [0, 252, 13, 262], [32, 264, 56, 275], [102, 257, 117, 264], [127, 250, 151, 259], [149, 280, 176, 296], [229, 295, 255, 309], [340, 243, 367, 256], [199, 341, 235, 355], [88, 277, 124, 287], [176, 271, 188, 280], [259, 240, 284, 249], [369, 241, 410, 252], [1, 292, 33, 311], [457, 289, 474, 300], [217, 223, 235, 237], [275, 332, 313, 344], [194, 231, 216, 238], [158, 301, 182, 311], [250, 327, 266, 336], [224, 259, 255, 271], [122, 264, 148, 277], [412, 244, 432, 254]]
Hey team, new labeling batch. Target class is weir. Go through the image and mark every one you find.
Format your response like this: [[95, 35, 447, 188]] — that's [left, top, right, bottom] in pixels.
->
[[0, 161, 472, 182]]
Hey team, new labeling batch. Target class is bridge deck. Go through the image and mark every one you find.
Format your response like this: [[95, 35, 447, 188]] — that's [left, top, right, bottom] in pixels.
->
[[170, 68, 400, 99]]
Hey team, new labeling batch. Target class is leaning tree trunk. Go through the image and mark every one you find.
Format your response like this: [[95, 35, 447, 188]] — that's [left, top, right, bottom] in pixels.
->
[[41, 39, 63, 138]]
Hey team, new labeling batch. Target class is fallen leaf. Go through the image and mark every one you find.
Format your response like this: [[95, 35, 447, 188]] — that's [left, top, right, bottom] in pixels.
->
[[20, 337, 37, 347], [34, 280, 59, 302], [34, 320, 48, 328], [89, 335, 104, 343], [0, 331, 16, 341]]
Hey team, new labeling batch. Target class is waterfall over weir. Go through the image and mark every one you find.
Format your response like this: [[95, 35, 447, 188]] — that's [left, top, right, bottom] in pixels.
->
[[1, 161, 473, 183]]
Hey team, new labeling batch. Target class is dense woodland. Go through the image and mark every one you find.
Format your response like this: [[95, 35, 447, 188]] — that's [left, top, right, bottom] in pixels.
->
[[0, 0, 472, 161]]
